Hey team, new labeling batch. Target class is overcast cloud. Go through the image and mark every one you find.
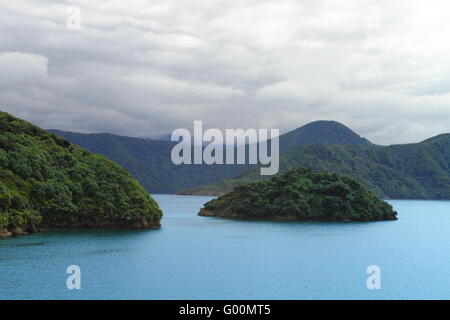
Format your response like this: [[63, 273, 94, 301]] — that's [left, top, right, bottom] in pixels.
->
[[1, 0, 450, 144]]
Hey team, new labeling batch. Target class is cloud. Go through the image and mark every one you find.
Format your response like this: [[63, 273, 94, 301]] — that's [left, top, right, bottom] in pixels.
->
[[0, 0, 450, 144], [0, 52, 49, 86]]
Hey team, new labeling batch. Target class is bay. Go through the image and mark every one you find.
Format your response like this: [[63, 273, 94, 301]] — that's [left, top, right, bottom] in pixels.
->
[[0, 195, 449, 299]]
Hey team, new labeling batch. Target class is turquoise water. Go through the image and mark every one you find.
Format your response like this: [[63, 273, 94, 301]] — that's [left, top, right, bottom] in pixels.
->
[[0, 195, 449, 300]]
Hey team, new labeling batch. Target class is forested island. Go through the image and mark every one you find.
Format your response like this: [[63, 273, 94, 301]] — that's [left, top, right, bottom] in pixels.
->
[[199, 167, 397, 222], [0, 111, 162, 238]]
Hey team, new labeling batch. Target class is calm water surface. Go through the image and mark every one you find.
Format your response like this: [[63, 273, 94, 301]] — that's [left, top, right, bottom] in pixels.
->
[[1, 195, 449, 299]]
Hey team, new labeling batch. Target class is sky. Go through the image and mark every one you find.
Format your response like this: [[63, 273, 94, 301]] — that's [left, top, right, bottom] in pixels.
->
[[1, 0, 450, 145]]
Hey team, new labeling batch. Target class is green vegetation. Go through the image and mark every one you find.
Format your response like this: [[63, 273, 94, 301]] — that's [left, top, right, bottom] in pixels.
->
[[49, 130, 250, 194], [184, 137, 450, 199], [0, 111, 162, 237], [54, 120, 450, 200], [277, 120, 372, 153], [50, 120, 371, 194], [199, 167, 397, 221]]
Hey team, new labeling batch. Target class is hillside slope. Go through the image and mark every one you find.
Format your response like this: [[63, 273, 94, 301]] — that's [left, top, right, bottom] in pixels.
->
[[0, 111, 162, 237], [48, 130, 250, 194], [184, 136, 450, 199], [50, 121, 371, 194], [279, 120, 372, 153]]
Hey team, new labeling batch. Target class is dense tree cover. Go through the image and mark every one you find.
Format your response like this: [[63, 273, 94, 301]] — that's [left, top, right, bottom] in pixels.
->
[[50, 120, 371, 194], [0, 111, 162, 236], [278, 120, 372, 153], [199, 167, 397, 221], [49, 130, 250, 194], [184, 136, 450, 199]]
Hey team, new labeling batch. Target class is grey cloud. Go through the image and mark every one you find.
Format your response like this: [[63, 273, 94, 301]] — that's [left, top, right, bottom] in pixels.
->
[[1, 0, 450, 144]]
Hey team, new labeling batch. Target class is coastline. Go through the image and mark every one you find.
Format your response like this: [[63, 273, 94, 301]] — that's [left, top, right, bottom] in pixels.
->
[[198, 209, 398, 222], [0, 221, 161, 239]]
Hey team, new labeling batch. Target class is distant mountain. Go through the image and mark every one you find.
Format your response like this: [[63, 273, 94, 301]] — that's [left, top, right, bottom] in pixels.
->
[[156, 133, 173, 141], [420, 133, 450, 144], [50, 121, 371, 194], [48, 130, 249, 194], [182, 134, 450, 199], [279, 120, 372, 153], [0, 111, 162, 238]]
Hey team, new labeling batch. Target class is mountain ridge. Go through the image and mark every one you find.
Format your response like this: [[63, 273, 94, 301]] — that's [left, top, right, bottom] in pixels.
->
[[49, 120, 372, 194], [182, 133, 450, 199], [279, 120, 372, 153]]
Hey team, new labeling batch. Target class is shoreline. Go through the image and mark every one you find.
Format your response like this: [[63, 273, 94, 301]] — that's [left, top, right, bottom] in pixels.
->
[[198, 209, 398, 222], [0, 222, 161, 239]]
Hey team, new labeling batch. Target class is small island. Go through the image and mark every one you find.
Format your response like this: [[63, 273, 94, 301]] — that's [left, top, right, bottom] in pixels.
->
[[199, 167, 397, 222]]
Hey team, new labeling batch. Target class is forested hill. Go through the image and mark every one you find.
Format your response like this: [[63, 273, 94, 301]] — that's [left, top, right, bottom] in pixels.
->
[[49, 121, 371, 194], [183, 135, 450, 199], [199, 167, 397, 222], [278, 120, 372, 153], [0, 111, 162, 237], [48, 130, 250, 194]]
